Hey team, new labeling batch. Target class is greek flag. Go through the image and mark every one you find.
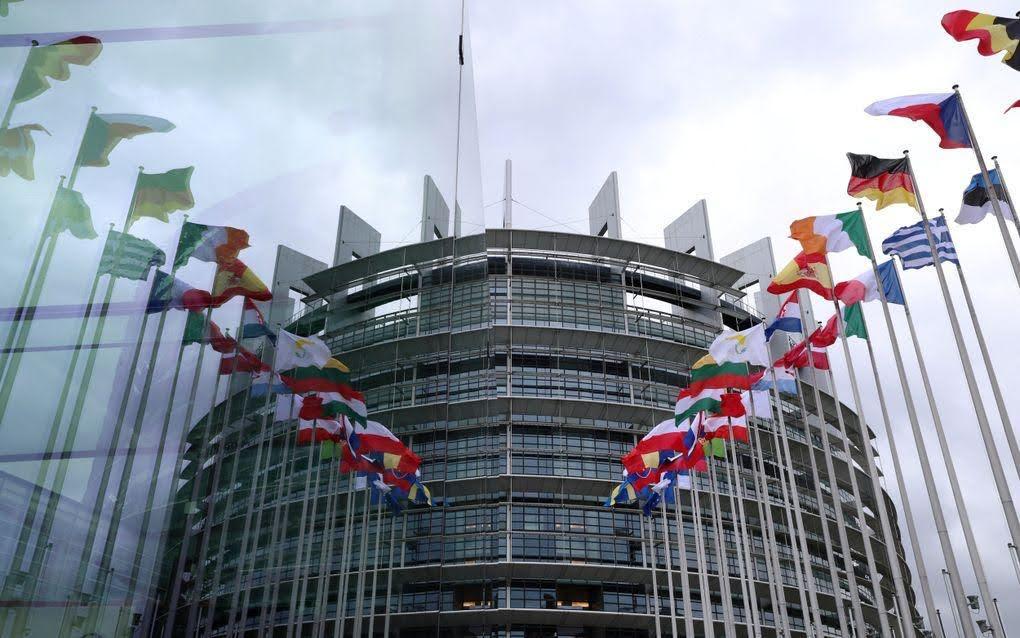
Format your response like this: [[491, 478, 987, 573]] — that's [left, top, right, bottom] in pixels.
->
[[881, 215, 959, 270]]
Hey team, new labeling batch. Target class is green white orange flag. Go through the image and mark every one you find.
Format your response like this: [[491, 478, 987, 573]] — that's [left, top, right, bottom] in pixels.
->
[[0, 124, 48, 180], [79, 112, 174, 168], [789, 210, 872, 258], [174, 221, 250, 269], [45, 186, 96, 239], [11, 36, 102, 104], [127, 167, 195, 228]]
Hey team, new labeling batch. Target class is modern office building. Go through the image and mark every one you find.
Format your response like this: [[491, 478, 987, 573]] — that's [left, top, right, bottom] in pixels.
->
[[157, 172, 921, 637]]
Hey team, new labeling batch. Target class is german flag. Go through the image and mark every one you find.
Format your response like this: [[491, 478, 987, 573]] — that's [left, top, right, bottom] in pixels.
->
[[846, 153, 917, 211], [942, 10, 1020, 71]]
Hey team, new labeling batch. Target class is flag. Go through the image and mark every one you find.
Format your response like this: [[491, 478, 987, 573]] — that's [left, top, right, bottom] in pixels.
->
[[703, 414, 748, 443], [241, 298, 276, 342], [251, 370, 288, 397], [957, 169, 1014, 225], [127, 167, 195, 228], [0, 123, 49, 180], [347, 420, 420, 472], [809, 315, 839, 348], [276, 329, 331, 370], [843, 303, 869, 340], [789, 210, 872, 257], [1006, 100, 1020, 113], [708, 322, 769, 367], [623, 418, 697, 473], [280, 358, 352, 394], [182, 312, 235, 353], [98, 230, 165, 281], [753, 365, 798, 396], [741, 390, 771, 418], [702, 437, 727, 458], [219, 346, 268, 375], [79, 112, 175, 168], [274, 393, 303, 422], [296, 389, 368, 426], [406, 477, 433, 506], [765, 293, 802, 340], [688, 354, 761, 394], [778, 341, 829, 371], [45, 186, 97, 239], [942, 10, 1020, 71], [882, 216, 959, 270], [675, 388, 724, 426], [11, 36, 102, 104], [846, 153, 917, 211], [864, 93, 971, 149], [606, 478, 639, 506], [834, 260, 904, 305], [145, 271, 213, 314], [173, 221, 250, 269], [767, 251, 834, 300], [296, 418, 347, 445], [210, 259, 272, 306]]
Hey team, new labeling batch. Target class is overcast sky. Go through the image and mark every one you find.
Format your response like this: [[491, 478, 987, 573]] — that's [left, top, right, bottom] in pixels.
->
[[2, 0, 1020, 632]]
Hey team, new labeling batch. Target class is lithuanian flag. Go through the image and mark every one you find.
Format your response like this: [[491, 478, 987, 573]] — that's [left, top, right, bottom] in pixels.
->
[[127, 167, 195, 228], [12, 36, 102, 104], [846, 153, 916, 211], [767, 252, 833, 300], [942, 10, 1020, 71]]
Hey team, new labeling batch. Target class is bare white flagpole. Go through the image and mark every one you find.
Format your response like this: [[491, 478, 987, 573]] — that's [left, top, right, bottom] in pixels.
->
[[645, 505, 663, 638], [350, 484, 375, 636], [689, 470, 715, 636], [707, 458, 737, 637], [858, 199, 975, 638], [722, 436, 761, 637], [285, 440, 318, 637], [310, 456, 341, 638], [657, 491, 679, 637], [954, 86, 1020, 290], [365, 493, 386, 636], [382, 505, 398, 638], [332, 475, 358, 638], [671, 482, 696, 636]]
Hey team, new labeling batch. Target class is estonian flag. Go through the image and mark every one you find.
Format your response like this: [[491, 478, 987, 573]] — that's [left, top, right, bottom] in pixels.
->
[[957, 169, 1014, 225]]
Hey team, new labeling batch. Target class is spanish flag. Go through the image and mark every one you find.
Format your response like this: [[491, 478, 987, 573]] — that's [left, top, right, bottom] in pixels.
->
[[210, 258, 272, 306], [767, 251, 833, 300], [846, 153, 917, 211], [942, 10, 1020, 72]]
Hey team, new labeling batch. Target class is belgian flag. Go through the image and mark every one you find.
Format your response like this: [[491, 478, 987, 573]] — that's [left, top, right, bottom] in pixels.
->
[[942, 10, 1020, 71], [846, 153, 917, 211]]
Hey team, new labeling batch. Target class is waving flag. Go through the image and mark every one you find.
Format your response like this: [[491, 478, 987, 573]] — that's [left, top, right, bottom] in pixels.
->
[[942, 10, 1020, 71], [789, 210, 871, 257], [767, 251, 834, 300], [688, 355, 762, 394], [834, 260, 905, 305], [182, 313, 235, 353], [708, 322, 769, 367], [241, 298, 276, 342], [846, 153, 917, 211], [145, 271, 213, 313], [765, 293, 802, 340], [843, 303, 869, 341], [97, 231, 165, 281], [809, 315, 839, 348], [778, 341, 830, 371], [882, 216, 960, 270], [865, 93, 971, 149], [623, 418, 696, 473], [210, 259, 272, 306], [174, 221, 250, 269], [11, 36, 102, 104], [0, 123, 49, 181], [127, 167, 195, 228], [79, 112, 175, 167], [753, 365, 798, 396], [45, 186, 96, 240], [957, 169, 1013, 225]]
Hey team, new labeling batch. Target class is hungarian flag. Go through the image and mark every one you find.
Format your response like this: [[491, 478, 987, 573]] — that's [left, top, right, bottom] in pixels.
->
[[210, 258, 272, 306], [146, 271, 213, 314], [675, 388, 725, 425], [280, 358, 352, 394], [127, 167, 195, 228], [241, 298, 276, 342], [0, 123, 48, 181], [97, 230, 165, 281], [11, 36, 102, 104], [957, 169, 1013, 225], [182, 312, 235, 353], [789, 210, 872, 257], [843, 303, 869, 341], [942, 10, 1020, 71], [45, 186, 97, 239], [767, 252, 834, 300], [79, 112, 175, 168], [846, 153, 917, 211], [297, 389, 367, 426], [688, 354, 761, 394], [174, 221, 250, 269], [865, 93, 971, 149], [834, 260, 904, 306]]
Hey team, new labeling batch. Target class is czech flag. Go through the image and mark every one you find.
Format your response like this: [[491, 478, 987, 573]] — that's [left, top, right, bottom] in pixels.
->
[[865, 93, 971, 149]]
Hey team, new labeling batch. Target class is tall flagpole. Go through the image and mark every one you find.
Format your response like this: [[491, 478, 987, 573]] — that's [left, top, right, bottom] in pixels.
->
[[858, 201, 975, 638], [707, 457, 737, 637], [333, 475, 359, 638], [657, 495, 679, 638], [351, 485, 376, 637], [289, 440, 322, 637], [671, 483, 696, 636], [381, 500, 398, 638], [645, 496, 663, 638], [954, 86, 1020, 290], [310, 455, 341, 638], [990, 156, 1020, 255], [365, 492, 386, 636], [689, 471, 715, 636], [0, 40, 38, 130], [721, 434, 760, 637]]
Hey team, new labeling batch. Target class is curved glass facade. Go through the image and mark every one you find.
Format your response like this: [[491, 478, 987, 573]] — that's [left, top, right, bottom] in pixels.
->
[[162, 229, 917, 637]]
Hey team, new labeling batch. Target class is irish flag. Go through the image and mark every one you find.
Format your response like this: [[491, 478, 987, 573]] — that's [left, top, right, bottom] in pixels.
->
[[789, 210, 872, 258], [174, 221, 250, 269]]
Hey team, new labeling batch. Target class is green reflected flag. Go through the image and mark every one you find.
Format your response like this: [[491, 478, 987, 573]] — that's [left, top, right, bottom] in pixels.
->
[[12, 36, 102, 104], [79, 112, 174, 168], [0, 124, 49, 181], [45, 186, 97, 239], [843, 302, 869, 340], [98, 231, 166, 281], [704, 438, 726, 459], [127, 167, 195, 228]]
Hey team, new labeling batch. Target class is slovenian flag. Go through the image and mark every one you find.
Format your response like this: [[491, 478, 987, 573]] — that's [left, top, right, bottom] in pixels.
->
[[865, 93, 971, 149], [957, 169, 1014, 225], [764, 292, 802, 340], [241, 298, 276, 343]]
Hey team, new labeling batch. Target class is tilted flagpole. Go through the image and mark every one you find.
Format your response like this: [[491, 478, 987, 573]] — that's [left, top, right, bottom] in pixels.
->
[[351, 484, 377, 637], [287, 440, 321, 636], [365, 489, 386, 636], [381, 499, 398, 638], [310, 456, 341, 638], [332, 475, 360, 638], [0, 40, 38, 130], [954, 86, 1020, 290], [657, 491, 679, 638], [671, 482, 697, 636], [706, 454, 736, 637], [644, 504, 663, 638], [689, 471, 716, 636], [721, 430, 760, 637], [857, 200, 975, 638], [991, 156, 1020, 253]]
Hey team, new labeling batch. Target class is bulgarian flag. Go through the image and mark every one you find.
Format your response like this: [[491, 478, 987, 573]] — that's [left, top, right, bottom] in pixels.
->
[[79, 112, 175, 168], [127, 166, 195, 228], [174, 221, 250, 269], [210, 258, 272, 306], [789, 210, 872, 258], [687, 355, 762, 394], [767, 251, 834, 300], [12, 36, 102, 104], [280, 358, 351, 393]]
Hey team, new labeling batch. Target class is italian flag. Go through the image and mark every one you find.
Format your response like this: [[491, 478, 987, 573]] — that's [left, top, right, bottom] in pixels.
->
[[182, 312, 235, 353], [174, 221, 250, 269], [833, 268, 879, 305], [789, 210, 872, 258]]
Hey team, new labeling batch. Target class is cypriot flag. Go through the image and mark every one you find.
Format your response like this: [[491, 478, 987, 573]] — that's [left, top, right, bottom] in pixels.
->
[[276, 329, 331, 370], [708, 322, 769, 367]]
